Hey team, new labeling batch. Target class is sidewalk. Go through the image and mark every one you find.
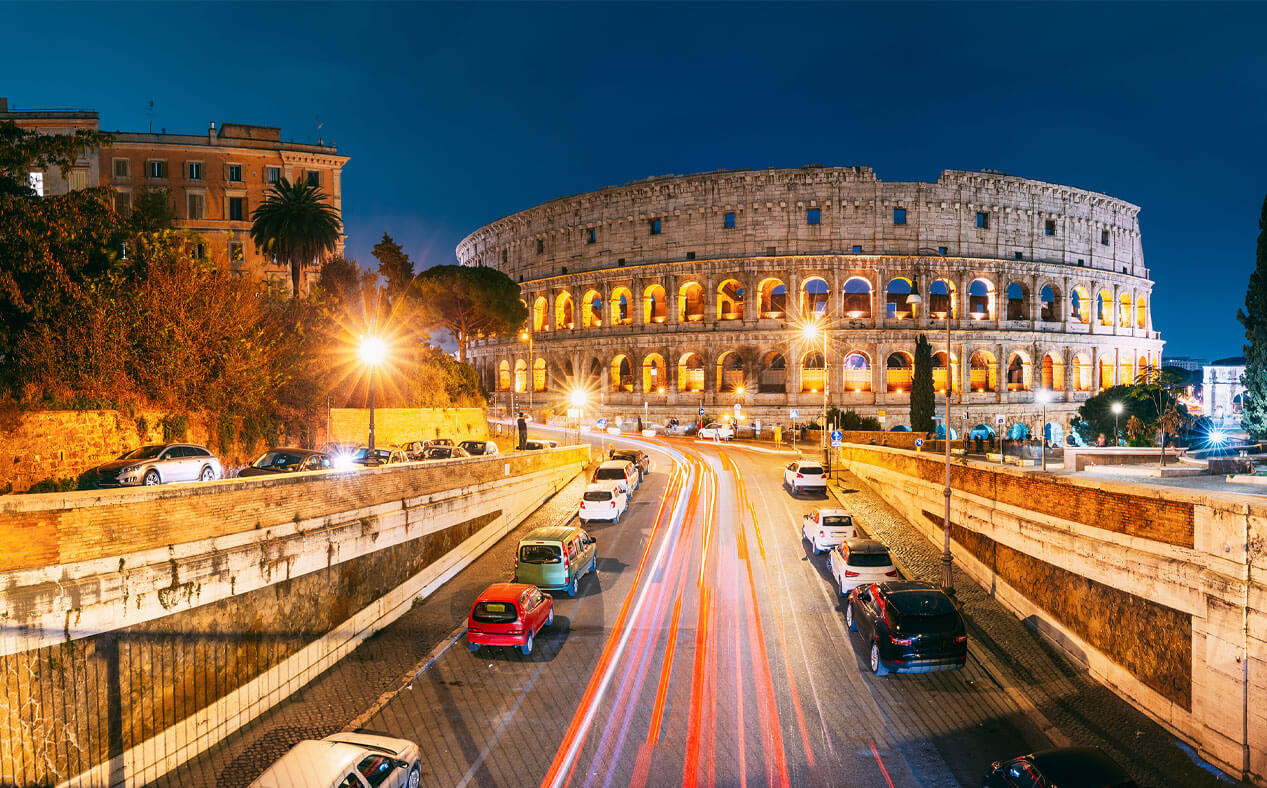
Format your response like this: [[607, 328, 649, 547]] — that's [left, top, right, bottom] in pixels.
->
[[827, 469, 1238, 788]]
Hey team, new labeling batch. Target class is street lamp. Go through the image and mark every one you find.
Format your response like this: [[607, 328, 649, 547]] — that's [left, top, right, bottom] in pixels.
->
[[521, 329, 534, 414], [569, 388, 586, 445], [802, 316, 829, 465], [1037, 389, 1050, 471], [1111, 401, 1123, 446], [917, 246, 953, 593], [359, 335, 388, 451]]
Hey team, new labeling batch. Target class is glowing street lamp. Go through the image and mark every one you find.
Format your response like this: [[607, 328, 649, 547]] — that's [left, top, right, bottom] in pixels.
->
[[569, 388, 586, 444], [1111, 401, 1123, 446], [1036, 389, 1051, 471], [360, 335, 388, 451], [802, 317, 830, 466]]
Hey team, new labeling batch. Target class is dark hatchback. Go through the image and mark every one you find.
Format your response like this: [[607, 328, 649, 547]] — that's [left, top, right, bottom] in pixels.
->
[[238, 448, 331, 477], [983, 746, 1139, 788], [609, 449, 650, 476], [846, 580, 967, 675]]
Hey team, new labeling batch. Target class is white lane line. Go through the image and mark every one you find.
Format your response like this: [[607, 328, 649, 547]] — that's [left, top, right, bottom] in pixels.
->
[[344, 622, 466, 732], [456, 656, 551, 788]]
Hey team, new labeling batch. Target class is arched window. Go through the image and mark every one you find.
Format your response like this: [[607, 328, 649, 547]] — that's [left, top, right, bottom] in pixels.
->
[[801, 277, 829, 317], [513, 360, 527, 393], [716, 278, 743, 321], [582, 289, 603, 328], [969, 350, 997, 392], [801, 352, 825, 393], [611, 355, 633, 392], [1040, 286, 1058, 322], [583, 357, 603, 390], [933, 351, 958, 393], [886, 278, 915, 320], [843, 277, 872, 319], [1119, 356, 1133, 388], [930, 279, 956, 320], [1136, 297, 1147, 329], [555, 292, 574, 330], [679, 282, 704, 322], [886, 352, 913, 393], [1071, 353, 1092, 392], [643, 284, 667, 324], [1119, 292, 1132, 328], [758, 278, 787, 319], [533, 358, 546, 392], [968, 278, 995, 320], [759, 352, 787, 393], [533, 296, 549, 332], [1137, 355, 1149, 380], [1006, 282, 1028, 321], [1071, 287, 1090, 324], [1097, 290, 1113, 326], [610, 287, 633, 326], [678, 353, 704, 392], [498, 360, 511, 391], [1006, 352, 1031, 392], [843, 352, 872, 392], [1041, 353, 1064, 390], [642, 353, 666, 393], [1098, 356, 1114, 390], [716, 351, 745, 392]]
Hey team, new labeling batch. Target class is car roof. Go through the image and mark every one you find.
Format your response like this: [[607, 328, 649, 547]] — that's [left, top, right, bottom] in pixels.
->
[[250, 739, 365, 788], [477, 582, 535, 602], [584, 483, 616, 494], [796, 460, 824, 468], [878, 582, 956, 614], [598, 460, 634, 469], [1026, 747, 1132, 785], [265, 447, 322, 455], [522, 524, 584, 542], [841, 539, 889, 554], [814, 508, 850, 517]]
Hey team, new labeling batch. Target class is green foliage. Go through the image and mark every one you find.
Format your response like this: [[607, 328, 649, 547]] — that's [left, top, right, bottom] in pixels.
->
[[371, 233, 415, 304], [1239, 194, 1267, 441], [826, 406, 882, 431], [250, 177, 343, 298], [910, 334, 936, 433], [135, 415, 149, 437], [25, 477, 81, 494], [129, 187, 176, 233], [0, 120, 114, 197], [215, 412, 236, 454], [411, 265, 528, 362], [161, 413, 189, 442], [239, 411, 276, 451]]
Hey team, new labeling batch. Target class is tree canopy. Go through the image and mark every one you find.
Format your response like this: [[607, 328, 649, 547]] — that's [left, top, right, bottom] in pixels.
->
[[910, 334, 935, 433], [249, 177, 343, 298], [372, 233, 415, 304], [1238, 193, 1267, 440], [411, 265, 527, 362]]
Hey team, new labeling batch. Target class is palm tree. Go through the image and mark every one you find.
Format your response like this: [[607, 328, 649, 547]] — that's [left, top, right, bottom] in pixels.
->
[[249, 177, 343, 297]]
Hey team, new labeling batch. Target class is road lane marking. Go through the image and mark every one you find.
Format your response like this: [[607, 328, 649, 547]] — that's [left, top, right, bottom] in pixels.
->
[[344, 621, 466, 732], [870, 742, 896, 788], [455, 657, 550, 788]]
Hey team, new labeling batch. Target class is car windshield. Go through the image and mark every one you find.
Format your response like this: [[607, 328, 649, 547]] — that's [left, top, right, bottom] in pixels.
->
[[251, 451, 304, 469], [799, 465, 824, 475], [583, 490, 613, 502], [594, 468, 627, 480], [847, 552, 892, 567], [123, 445, 166, 460], [822, 515, 851, 527], [519, 544, 562, 564], [424, 448, 452, 459], [472, 601, 518, 623], [353, 448, 391, 462], [459, 441, 483, 452]]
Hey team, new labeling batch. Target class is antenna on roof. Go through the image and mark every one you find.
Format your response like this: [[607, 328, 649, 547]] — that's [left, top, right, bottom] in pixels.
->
[[146, 99, 155, 133], [315, 113, 324, 145]]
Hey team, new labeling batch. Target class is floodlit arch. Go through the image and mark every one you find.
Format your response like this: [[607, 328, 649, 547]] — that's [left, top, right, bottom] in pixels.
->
[[1119, 355, 1133, 387], [932, 351, 959, 393], [1071, 352, 1092, 392], [1098, 356, 1114, 390], [843, 351, 872, 392], [642, 353, 667, 393], [532, 358, 546, 392], [843, 276, 872, 319], [611, 354, 633, 392], [801, 351, 825, 393], [968, 278, 996, 320], [1119, 292, 1133, 327], [1006, 351, 1032, 392], [758, 351, 787, 393], [758, 278, 788, 319], [581, 289, 604, 328], [930, 279, 957, 320], [716, 278, 744, 321], [886, 277, 916, 320], [610, 287, 633, 326], [1138, 355, 1150, 380], [716, 351, 745, 392], [801, 277, 829, 317], [513, 359, 528, 393], [1136, 297, 1147, 329], [886, 351, 913, 393], [1006, 282, 1029, 321], [497, 360, 511, 391], [1041, 352, 1064, 390], [1097, 289, 1113, 326], [1040, 285, 1059, 322], [643, 283, 667, 324], [969, 350, 998, 392], [554, 292, 575, 330], [533, 297, 549, 332], [1071, 286, 1090, 324], [582, 357, 603, 391], [678, 352, 705, 393], [679, 282, 704, 323]]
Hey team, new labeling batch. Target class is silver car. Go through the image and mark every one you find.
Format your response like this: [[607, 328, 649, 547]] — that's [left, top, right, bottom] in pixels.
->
[[94, 443, 223, 487]]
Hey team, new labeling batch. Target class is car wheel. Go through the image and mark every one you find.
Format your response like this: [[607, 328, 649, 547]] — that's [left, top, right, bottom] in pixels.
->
[[520, 631, 534, 656], [198, 466, 214, 482], [870, 642, 887, 675], [468, 641, 480, 653], [143, 470, 160, 486], [546, 607, 554, 627], [407, 764, 421, 788], [567, 576, 578, 597], [846, 604, 856, 631]]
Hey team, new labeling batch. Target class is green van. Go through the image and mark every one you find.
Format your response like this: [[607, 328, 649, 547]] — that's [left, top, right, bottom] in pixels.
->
[[514, 525, 598, 597]]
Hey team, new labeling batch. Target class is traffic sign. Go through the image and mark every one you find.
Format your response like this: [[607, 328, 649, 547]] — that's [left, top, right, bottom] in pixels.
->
[[831, 429, 844, 443], [789, 409, 800, 418], [698, 407, 705, 417], [596, 417, 608, 428], [914, 438, 925, 448], [832, 440, 844, 448], [733, 403, 741, 417]]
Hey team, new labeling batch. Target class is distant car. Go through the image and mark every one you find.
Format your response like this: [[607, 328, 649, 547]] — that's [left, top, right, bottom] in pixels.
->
[[982, 746, 1139, 788], [239, 448, 332, 478], [350, 446, 409, 467], [801, 508, 856, 554], [400, 440, 428, 460], [459, 440, 499, 456], [829, 539, 898, 595], [697, 422, 734, 440], [592, 459, 639, 496], [467, 582, 554, 656], [846, 581, 967, 675], [580, 483, 628, 524], [609, 448, 650, 476], [425, 438, 454, 448], [247, 730, 422, 788], [514, 525, 598, 597], [523, 439, 560, 451], [421, 446, 470, 461], [784, 460, 827, 495], [93, 443, 222, 487]]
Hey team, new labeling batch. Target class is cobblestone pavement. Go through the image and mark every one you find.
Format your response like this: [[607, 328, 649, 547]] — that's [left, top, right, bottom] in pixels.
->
[[828, 468, 1242, 787]]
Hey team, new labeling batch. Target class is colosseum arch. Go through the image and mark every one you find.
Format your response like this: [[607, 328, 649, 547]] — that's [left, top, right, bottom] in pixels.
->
[[1006, 351, 1032, 392], [581, 289, 604, 328], [1071, 287, 1091, 324], [513, 359, 528, 393], [1040, 285, 1059, 322], [968, 278, 995, 320], [1118, 355, 1134, 387], [582, 357, 604, 391], [842, 351, 872, 392], [1006, 282, 1030, 321], [717, 278, 744, 321], [758, 278, 787, 319], [1097, 356, 1113, 390], [533, 358, 547, 392], [610, 287, 633, 326], [716, 351, 745, 392], [886, 351, 913, 393], [886, 277, 916, 320], [930, 279, 957, 319], [678, 352, 705, 393], [555, 292, 575, 330], [969, 350, 997, 392], [932, 351, 959, 393], [533, 296, 549, 332], [842, 277, 872, 319], [801, 277, 829, 317], [642, 353, 667, 393], [1041, 352, 1064, 390], [801, 351, 825, 393], [758, 351, 787, 393], [497, 360, 511, 391], [1118, 292, 1133, 328], [643, 283, 668, 324], [1096, 290, 1114, 326], [1071, 352, 1092, 391], [679, 282, 705, 323], [611, 354, 634, 392], [1136, 297, 1147, 329]]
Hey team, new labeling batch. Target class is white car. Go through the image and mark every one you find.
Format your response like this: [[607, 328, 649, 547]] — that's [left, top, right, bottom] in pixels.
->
[[697, 422, 734, 440], [829, 539, 899, 595], [801, 508, 857, 554], [249, 730, 422, 788], [592, 459, 639, 496], [579, 483, 628, 523], [784, 460, 827, 495]]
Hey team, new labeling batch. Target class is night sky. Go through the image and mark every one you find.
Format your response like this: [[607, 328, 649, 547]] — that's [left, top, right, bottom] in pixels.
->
[[3, 1, 1264, 359]]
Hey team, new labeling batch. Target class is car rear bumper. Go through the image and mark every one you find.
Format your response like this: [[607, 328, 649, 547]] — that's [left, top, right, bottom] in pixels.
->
[[881, 652, 967, 673], [467, 631, 528, 647]]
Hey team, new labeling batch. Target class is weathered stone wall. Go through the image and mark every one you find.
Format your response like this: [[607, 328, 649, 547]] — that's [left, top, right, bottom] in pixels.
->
[[328, 407, 488, 447], [837, 444, 1267, 783]]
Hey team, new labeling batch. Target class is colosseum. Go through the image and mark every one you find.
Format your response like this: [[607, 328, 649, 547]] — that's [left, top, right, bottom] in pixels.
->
[[460, 166, 1162, 440]]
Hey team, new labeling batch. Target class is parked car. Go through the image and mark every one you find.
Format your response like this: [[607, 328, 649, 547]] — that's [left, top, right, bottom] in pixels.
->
[[580, 483, 628, 524], [609, 448, 650, 477], [982, 746, 1138, 788], [697, 422, 734, 440], [239, 448, 332, 478], [425, 438, 454, 448], [829, 539, 899, 595], [466, 582, 554, 655], [400, 440, 428, 460], [350, 446, 409, 467], [801, 507, 856, 554], [846, 581, 967, 675], [247, 730, 422, 788], [421, 446, 470, 461], [513, 524, 598, 597], [93, 443, 222, 487], [784, 460, 827, 495], [523, 439, 560, 451], [459, 439, 499, 456], [592, 459, 639, 496], [323, 442, 360, 470]]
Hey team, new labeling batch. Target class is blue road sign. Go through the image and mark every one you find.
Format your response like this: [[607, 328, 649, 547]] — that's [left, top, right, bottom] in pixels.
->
[[596, 418, 608, 428], [698, 407, 705, 417], [789, 409, 800, 419], [831, 429, 844, 443], [914, 438, 925, 448]]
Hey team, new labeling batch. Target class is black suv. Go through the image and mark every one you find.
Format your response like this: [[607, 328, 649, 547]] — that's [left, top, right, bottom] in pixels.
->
[[846, 580, 966, 675], [608, 448, 650, 477]]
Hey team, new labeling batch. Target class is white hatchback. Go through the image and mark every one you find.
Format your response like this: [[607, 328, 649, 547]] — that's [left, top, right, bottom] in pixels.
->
[[828, 538, 899, 595], [801, 508, 857, 554], [249, 730, 422, 788], [784, 460, 827, 495], [697, 422, 734, 440], [579, 483, 628, 524]]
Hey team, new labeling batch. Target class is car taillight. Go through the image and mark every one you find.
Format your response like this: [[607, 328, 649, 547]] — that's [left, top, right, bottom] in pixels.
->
[[818, 529, 825, 539], [890, 634, 914, 646], [468, 626, 482, 634], [610, 501, 615, 508], [844, 570, 859, 577], [885, 569, 898, 577], [509, 627, 523, 634], [796, 473, 804, 479], [955, 635, 967, 643]]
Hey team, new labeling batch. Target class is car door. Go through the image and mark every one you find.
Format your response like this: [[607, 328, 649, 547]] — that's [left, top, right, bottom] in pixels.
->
[[160, 446, 188, 481], [855, 586, 877, 640], [784, 463, 795, 486], [581, 531, 597, 569]]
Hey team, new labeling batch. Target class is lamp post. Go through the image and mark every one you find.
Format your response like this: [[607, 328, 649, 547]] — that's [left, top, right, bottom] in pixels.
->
[[1037, 389, 1050, 471], [1111, 401, 1123, 446], [802, 316, 829, 465], [917, 246, 953, 593], [359, 335, 388, 451], [520, 329, 534, 415], [569, 388, 586, 446]]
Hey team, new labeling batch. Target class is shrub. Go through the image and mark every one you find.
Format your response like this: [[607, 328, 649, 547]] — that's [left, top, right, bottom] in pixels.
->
[[161, 413, 188, 442], [25, 477, 79, 494]]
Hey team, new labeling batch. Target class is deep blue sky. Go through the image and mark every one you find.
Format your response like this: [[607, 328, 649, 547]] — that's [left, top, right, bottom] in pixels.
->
[[3, 1, 1264, 359]]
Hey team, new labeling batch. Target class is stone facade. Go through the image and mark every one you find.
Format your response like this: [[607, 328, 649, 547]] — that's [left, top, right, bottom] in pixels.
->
[[460, 167, 1164, 433], [1204, 357, 1246, 428]]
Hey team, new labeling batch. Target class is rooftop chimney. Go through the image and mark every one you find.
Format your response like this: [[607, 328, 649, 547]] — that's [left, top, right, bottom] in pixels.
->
[[209, 121, 216, 144]]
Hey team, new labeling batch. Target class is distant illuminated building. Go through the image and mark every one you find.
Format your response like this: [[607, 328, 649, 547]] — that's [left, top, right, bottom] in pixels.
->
[[1203, 357, 1245, 428]]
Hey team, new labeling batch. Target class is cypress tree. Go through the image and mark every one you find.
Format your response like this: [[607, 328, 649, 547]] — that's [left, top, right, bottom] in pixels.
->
[[911, 333, 936, 433], [1238, 194, 1267, 441]]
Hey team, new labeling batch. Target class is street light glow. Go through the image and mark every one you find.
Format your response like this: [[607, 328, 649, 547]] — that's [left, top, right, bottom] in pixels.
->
[[1210, 430, 1227, 445], [359, 336, 387, 366], [569, 388, 586, 407], [1111, 401, 1123, 415]]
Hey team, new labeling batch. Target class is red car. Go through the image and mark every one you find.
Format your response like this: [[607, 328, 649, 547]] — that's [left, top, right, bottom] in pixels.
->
[[467, 583, 554, 656]]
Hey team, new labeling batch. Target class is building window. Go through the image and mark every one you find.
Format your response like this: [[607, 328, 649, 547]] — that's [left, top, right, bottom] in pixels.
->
[[586, 228, 596, 244], [113, 159, 130, 178], [852, 245, 862, 254], [229, 196, 245, 221], [938, 246, 948, 256], [650, 218, 661, 235], [686, 251, 696, 260], [114, 190, 130, 214], [229, 241, 244, 262], [195, 243, 206, 259], [266, 167, 281, 184], [148, 160, 166, 179], [1045, 219, 1056, 236], [536, 239, 544, 254], [723, 211, 735, 229], [68, 169, 88, 191], [501, 249, 508, 264], [306, 170, 320, 188], [1101, 229, 1110, 245], [227, 164, 242, 182], [28, 171, 44, 196], [187, 192, 205, 220], [1014, 251, 1023, 260], [893, 208, 906, 225], [976, 211, 989, 229], [187, 162, 203, 181], [807, 208, 820, 225]]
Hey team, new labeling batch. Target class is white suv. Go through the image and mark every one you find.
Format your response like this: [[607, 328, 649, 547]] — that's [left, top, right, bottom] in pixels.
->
[[249, 731, 422, 788], [784, 460, 826, 495], [829, 539, 899, 595], [580, 483, 628, 523], [592, 459, 638, 496], [801, 508, 856, 554]]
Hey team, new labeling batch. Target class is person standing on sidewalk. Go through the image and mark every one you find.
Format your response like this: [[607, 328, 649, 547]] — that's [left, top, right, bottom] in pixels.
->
[[516, 412, 527, 450], [774, 424, 782, 446]]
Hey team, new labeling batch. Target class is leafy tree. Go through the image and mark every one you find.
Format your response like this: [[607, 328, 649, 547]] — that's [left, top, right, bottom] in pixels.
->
[[1238, 194, 1267, 441], [910, 333, 935, 433], [249, 177, 343, 298], [825, 406, 882, 431], [372, 233, 415, 303], [411, 265, 528, 362], [315, 254, 377, 310], [1135, 366, 1190, 466], [129, 187, 176, 232], [0, 120, 112, 196]]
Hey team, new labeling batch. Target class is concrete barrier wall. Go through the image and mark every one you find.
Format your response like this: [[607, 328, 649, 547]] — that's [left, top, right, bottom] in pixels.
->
[[328, 407, 488, 447], [838, 445, 1267, 784], [0, 446, 587, 787]]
